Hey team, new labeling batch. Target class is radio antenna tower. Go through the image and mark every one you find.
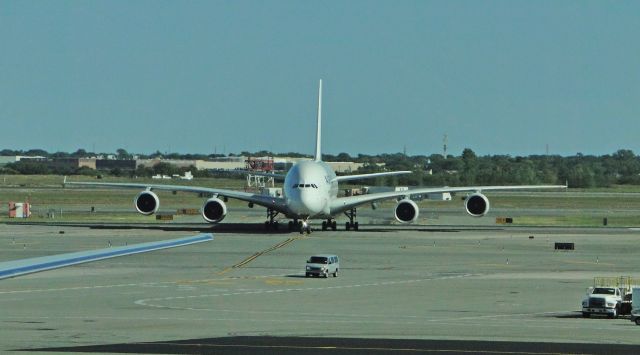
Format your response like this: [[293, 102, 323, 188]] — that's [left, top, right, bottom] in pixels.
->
[[443, 134, 448, 158]]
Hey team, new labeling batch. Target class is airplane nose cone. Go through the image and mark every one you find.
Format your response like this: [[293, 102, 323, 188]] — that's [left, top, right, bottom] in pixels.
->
[[300, 191, 324, 215]]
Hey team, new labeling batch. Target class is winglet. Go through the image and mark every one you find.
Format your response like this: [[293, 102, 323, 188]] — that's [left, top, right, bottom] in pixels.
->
[[314, 79, 323, 162]]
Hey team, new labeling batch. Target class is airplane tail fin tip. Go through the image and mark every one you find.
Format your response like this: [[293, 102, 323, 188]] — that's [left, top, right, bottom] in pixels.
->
[[314, 79, 322, 162]]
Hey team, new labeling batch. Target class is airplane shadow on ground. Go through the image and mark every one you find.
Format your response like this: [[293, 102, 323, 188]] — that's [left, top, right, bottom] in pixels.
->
[[3, 221, 499, 234], [123, 225, 487, 234], [24, 335, 640, 354]]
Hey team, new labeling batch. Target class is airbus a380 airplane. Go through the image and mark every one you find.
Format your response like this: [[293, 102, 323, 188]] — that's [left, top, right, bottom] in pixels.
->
[[66, 80, 566, 234]]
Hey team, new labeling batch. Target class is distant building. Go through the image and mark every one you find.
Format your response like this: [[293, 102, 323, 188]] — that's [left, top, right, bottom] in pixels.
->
[[47, 158, 97, 170], [0, 156, 47, 166], [136, 159, 198, 169], [96, 159, 136, 171], [196, 160, 246, 170]]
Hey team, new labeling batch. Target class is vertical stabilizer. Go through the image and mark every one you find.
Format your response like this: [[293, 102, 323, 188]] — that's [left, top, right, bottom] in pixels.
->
[[314, 79, 322, 162]]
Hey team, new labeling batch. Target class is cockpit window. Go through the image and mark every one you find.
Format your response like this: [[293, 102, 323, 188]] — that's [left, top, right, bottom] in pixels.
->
[[293, 184, 318, 189]]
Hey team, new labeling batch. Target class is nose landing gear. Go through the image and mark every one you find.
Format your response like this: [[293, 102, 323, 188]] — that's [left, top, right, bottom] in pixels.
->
[[299, 220, 311, 235]]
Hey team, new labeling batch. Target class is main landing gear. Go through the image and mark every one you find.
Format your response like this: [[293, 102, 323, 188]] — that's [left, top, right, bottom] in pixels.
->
[[287, 219, 299, 231], [283, 210, 359, 234], [344, 208, 359, 231], [264, 209, 280, 231], [321, 219, 338, 231]]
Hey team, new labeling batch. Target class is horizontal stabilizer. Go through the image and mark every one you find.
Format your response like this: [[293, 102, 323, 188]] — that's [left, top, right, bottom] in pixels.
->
[[0, 234, 213, 280]]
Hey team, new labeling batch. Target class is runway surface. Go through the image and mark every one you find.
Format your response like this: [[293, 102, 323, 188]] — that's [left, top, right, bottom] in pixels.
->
[[2, 216, 640, 353]]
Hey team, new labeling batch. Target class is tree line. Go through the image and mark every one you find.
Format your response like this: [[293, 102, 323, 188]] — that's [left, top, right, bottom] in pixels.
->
[[352, 149, 640, 188], [2, 148, 640, 188]]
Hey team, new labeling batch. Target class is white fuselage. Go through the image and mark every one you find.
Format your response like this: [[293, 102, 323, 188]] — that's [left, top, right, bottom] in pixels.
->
[[283, 160, 338, 219]]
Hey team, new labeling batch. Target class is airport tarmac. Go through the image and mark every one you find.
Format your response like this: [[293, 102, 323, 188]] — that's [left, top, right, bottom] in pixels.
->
[[2, 216, 640, 353]]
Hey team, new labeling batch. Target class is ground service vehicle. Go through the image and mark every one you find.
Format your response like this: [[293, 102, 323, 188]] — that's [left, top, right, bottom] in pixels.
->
[[582, 277, 639, 318], [630, 309, 640, 325], [629, 288, 640, 325], [305, 255, 339, 278]]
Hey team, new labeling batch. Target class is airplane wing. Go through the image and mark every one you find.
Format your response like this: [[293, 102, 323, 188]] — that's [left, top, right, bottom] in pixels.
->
[[330, 184, 567, 215], [0, 234, 213, 280], [64, 179, 288, 213], [331, 171, 412, 183]]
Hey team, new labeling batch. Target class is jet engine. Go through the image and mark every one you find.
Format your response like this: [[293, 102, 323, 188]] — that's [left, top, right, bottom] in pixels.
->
[[464, 192, 490, 217], [202, 197, 227, 223], [394, 199, 419, 223], [134, 190, 160, 215]]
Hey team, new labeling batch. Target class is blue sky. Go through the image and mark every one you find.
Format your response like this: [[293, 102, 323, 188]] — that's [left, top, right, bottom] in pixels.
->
[[1, 1, 639, 157]]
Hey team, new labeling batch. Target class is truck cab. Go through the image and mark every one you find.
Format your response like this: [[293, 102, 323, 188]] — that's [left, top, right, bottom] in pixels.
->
[[582, 287, 623, 318]]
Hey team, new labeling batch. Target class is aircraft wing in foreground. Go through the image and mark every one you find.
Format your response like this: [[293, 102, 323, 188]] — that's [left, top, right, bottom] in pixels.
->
[[0, 234, 213, 280]]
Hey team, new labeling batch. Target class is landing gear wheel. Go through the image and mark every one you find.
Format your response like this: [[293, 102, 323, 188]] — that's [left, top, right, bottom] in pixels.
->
[[609, 306, 619, 319], [346, 222, 351, 231], [322, 221, 327, 231], [344, 208, 358, 231], [331, 221, 337, 231], [300, 221, 311, 235], [265, 209, 280, 232]]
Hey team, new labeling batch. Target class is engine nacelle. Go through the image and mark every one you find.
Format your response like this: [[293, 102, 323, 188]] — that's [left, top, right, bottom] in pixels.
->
[[134, 190, 160, 215], [395, 199, 419, 223], [202, 197, 227, 223], [464, 192, 490, 217]]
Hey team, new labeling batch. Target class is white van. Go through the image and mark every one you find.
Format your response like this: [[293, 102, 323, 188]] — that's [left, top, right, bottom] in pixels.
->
[[305, 255, 339, 278]]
